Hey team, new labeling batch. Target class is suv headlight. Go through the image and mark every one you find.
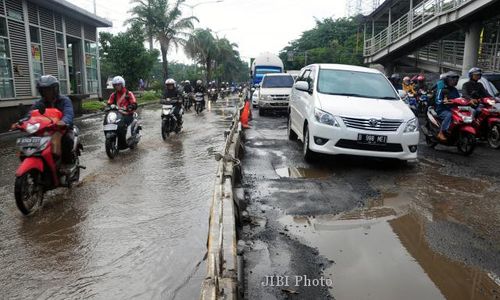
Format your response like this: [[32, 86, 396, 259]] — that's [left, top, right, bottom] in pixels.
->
[[404, 118, 419, 132], [314, 109, 339, 127]]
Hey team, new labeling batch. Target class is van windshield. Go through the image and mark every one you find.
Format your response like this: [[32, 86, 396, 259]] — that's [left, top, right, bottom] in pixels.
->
[[262, 76, 294, 88], [317, 69, 399, 100]]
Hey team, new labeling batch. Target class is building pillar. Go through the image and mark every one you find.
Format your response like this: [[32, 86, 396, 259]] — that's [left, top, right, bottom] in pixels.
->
[[372, 19, 375, 38], [387, 7, 392, 44], [21, 0, 35, 97], [462, 21, 482, 76], [96, 28, 102, 98], [80, 24, 87, 94]]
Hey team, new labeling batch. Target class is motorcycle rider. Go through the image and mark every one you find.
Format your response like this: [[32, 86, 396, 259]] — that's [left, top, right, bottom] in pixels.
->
[[163, 78, 183, 127], [402, 76, 417, 95], [389, 73, 402, 90], [183, 80, 193, 94], [17, 75, 75, 166], [107, 76, 138, 127], [435, 71, 461, 142], [194, 79, 206, 109], [463, 67, 491, 100], [415, 75, 427, 91]]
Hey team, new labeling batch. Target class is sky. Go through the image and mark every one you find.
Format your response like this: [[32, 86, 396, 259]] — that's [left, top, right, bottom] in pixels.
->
[[71, 0, 348, 64]]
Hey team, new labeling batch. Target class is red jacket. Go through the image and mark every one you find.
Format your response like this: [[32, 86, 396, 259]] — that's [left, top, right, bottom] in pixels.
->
[[108, 88, 137, 115]]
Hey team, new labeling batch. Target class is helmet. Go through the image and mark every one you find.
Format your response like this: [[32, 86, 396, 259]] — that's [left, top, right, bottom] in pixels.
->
[[36, 75, 59, 96], [403, 76, 411, 82], [112, 76, 125, 86], [468, 67, 482, 79], [196, 80, 202, 85], [390, 73, 400, 80], [165, 78, 176, 85], [185, 80, 190, 84], [444, 71, 459, 79], [440, 73, 447, 80], [417, 75, 425, 81]]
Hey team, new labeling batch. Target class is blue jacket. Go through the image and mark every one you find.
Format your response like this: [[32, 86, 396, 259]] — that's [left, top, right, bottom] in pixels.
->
[[435, 79, 460, 111], [29, 95, 74, 126]]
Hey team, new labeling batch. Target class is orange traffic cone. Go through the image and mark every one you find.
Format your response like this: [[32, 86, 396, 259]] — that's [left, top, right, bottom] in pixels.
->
[[241, 100, 251, 129]]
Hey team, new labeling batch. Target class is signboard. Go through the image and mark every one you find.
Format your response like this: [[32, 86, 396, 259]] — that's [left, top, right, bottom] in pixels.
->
[[31, 44, 41, 61]]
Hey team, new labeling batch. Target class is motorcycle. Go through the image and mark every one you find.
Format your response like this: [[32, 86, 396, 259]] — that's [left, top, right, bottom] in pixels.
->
[[194, 92, 205, 115], [421, 98, 477, 155], [13, 106, 84, 215], [220, 88, 226, 100], [472, 97, 500, 149], [418, 89, 430, 115], [161, 98, 183, 140], [406, 92, 418, 116], [183, 92, 193, 111], [103, 104, 141, 159], [209, 88, 218, 102]]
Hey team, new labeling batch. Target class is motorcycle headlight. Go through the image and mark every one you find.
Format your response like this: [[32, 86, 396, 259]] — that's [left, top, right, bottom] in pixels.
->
[[107, 112, 117, 123], [314, 109, 339, 127], [462, 116, 473, 124], [487, 99, 496, 106], [404, 118, 419, 132], [26, 123, 40, 134]]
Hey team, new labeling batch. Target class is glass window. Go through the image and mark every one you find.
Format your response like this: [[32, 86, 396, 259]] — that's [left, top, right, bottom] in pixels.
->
[[56, 33, 64, 48], [85, 42, 98, 93], [30, 27, 40, 43], [262, 75, 294, 88], [0, 18, 7, 37], [317, 69, 399, 100], [7, 9, 23, 21], [0, 58, 12, 78], [0, 78, 14, 98], [0, 38, 10, 58]]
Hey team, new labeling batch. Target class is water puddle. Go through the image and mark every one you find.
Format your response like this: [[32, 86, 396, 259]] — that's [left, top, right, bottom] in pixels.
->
[[280, 193, 500, 300], [275, 167, 331, 179]]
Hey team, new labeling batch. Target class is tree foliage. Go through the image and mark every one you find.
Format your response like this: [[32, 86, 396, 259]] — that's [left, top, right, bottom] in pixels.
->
[[280, 17, 364, 70], [185, 29, 249, 83], [128, 0, 198, 81], [99, 25, 159, 91]]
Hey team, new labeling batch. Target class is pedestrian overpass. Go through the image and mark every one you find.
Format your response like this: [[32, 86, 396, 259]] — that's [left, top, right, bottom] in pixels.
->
[[363, 0, 500, 74]]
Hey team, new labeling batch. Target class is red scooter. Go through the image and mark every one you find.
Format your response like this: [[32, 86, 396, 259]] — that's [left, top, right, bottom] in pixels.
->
[[472, 97, 500, 149], [12, 106, 83, 215], [422, 98, 477, 155]]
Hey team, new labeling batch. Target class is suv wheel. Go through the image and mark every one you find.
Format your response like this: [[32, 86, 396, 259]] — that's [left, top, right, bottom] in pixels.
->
[[303, 126, 316, 162], [288, 116, 297, 141]]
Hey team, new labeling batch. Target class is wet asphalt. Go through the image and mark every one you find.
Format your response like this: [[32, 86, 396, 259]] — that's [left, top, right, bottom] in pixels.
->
[[240, 109, 500, 300], [0, 99, 236, 299]]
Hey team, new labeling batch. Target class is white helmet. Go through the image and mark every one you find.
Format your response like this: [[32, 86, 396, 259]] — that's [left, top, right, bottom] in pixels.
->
[[165, 78, 176, 85], [196, 80, 202, 85], [112, 76, 125, 86], [185, 80, 190, 84]]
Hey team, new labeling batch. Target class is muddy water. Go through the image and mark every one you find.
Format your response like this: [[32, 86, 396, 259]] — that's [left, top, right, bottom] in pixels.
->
[[0, 100, 236, 299], [279, 190, 500, 300]]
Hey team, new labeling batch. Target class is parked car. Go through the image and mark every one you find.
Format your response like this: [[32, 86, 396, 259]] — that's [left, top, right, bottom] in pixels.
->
[[258, 73, 295, 116], [288, 64, 419, 162]]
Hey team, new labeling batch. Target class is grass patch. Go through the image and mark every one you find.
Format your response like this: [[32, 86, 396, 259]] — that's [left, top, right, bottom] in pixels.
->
[[82, 100, 106, 113], [138, 90, 162, 103]]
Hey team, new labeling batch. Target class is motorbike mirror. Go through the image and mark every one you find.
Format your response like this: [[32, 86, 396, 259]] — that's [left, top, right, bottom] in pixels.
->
[[38, 103, 46, 115]]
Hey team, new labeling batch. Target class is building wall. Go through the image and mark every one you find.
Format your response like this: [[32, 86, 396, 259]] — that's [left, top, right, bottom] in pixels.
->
[[0, 0, 101, 132]]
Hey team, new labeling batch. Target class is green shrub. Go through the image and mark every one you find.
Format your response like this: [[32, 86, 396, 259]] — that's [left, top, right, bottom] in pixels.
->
[[82, 100, 106, 112], [140, 90, 161, 102]]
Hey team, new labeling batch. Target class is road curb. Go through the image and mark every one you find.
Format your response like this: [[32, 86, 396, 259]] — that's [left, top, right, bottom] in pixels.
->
[[201, 100, 244, 300]]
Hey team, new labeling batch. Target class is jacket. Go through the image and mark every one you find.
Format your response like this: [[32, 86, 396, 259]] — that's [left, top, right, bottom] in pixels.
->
[[436, 80, 460, 111], [462, 80, 490, 99], [108, 88, 137, 115]]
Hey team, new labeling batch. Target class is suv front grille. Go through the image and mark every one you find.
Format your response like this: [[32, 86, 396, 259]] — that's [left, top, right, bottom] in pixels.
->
[[341, 117, 403, 132], [271, 94, 289, 101], [336, 139, 403, 152]]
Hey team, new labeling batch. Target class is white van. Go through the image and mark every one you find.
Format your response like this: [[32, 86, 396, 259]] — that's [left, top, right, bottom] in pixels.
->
[[258, 73, 294, 116], [288, 64, 419, 162]]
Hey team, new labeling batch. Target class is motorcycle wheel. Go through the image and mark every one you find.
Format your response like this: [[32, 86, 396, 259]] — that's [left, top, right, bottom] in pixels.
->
[[15, 170, 44, 215], [68, 158, 81, 188], [487, 124, 500, 149], [457, 132, 476, 156], [425, 122, 438, 148], [161, 120, 169, 140], [105, 137, 118, 159]]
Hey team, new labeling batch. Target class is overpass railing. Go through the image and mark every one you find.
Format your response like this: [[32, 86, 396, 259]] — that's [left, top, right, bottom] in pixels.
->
[[364, 0, 472, 56], [408, 40, 500, 72]]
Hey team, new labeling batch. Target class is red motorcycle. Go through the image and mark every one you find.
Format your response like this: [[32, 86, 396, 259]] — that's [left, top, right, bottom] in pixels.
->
[[12, 106, 83, 215], [472, 97, 500, 149], [422, 98, 477, 155]]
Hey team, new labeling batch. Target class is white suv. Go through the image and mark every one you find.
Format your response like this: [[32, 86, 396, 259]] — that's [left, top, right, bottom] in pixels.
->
[[288, 64, 419, 162], [258, 73, 294, 115]]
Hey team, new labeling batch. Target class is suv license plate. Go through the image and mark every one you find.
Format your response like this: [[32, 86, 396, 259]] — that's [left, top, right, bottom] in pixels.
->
[[357, 134, 387, 145]]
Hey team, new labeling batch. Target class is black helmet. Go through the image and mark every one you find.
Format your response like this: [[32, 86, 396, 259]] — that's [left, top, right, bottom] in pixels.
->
[[36, 75, 59, 97], [468, 67, 482, 79], [390, 73, 401, 80], [444, 71, 459, 80]]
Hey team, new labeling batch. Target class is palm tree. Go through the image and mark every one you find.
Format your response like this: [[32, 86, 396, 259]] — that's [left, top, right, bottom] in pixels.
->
[[184, 28, 217, 82], [128, 0, 197, 80], [127, 0, 156, 51]]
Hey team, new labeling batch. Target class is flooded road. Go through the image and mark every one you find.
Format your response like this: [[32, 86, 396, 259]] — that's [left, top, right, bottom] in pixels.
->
[[241, 110, 500, 300], [0, 99, 237, 299]]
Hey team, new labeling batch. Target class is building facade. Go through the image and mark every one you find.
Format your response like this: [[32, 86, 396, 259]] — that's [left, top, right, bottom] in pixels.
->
[[0, 0, 111, 131]]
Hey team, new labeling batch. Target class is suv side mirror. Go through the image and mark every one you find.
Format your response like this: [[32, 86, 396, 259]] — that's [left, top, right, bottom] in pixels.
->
[[295, 81, 311, 93]]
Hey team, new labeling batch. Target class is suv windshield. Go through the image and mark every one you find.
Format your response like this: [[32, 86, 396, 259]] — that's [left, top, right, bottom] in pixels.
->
[[262, 76, 294, 88], [317, 69, 399, 100]]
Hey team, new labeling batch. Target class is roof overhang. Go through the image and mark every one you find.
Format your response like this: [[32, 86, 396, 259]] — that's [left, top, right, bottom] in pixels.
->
[[35, 0, 112, 27]]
